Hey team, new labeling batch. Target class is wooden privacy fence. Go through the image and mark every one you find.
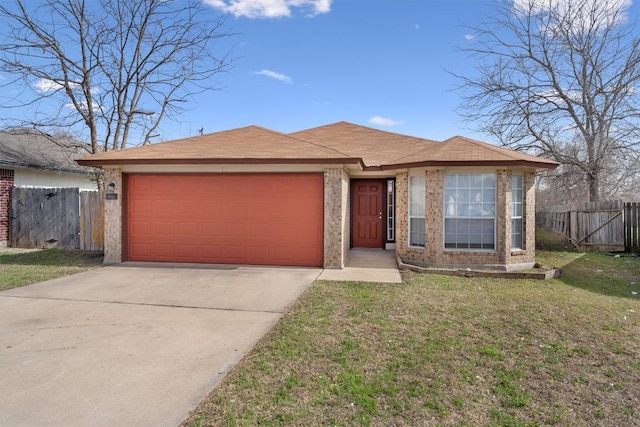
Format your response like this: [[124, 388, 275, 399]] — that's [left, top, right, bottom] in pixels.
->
[[11, 187, 104, 251], [626, 202, 640, 253], [537, 200, 640, 252]]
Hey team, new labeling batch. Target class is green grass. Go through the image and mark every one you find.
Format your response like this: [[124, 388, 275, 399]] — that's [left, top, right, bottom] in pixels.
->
[[184, 229, 640, 426], [0, 249, 103, 291]]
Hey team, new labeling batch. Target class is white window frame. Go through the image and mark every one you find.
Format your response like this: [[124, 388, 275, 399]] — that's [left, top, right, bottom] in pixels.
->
[[408, 175, 425, 248], [511, 174, 524, 250], [387, 180, 395, 241], [443, 172, 496, 251]]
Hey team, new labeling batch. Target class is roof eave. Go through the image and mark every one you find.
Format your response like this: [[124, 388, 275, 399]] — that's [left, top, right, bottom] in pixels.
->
[[76, 157, 364, 169], [1, 160, 95, 175], [381, 159, 559, 171]]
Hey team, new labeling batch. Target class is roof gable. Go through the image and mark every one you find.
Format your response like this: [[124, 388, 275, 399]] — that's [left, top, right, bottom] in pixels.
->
[[386, 135, 558, 169], [290, 121, 438, 167]]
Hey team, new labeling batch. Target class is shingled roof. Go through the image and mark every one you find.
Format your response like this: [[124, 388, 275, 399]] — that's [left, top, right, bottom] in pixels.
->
[[289, 121, 439, 167], [384, 135, 558, 169], [0, 129, 94, 174], [77, 125, 360, 167], [76, 122, 558, 171]]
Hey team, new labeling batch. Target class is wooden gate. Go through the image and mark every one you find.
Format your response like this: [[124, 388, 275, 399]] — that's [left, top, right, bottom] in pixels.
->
[[11, 187, 104, 250], [625, 202, 640, 253], [538, 200, 640, 252]]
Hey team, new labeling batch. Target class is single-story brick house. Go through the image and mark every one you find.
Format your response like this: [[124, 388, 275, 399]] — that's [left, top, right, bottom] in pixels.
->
[[77, 122, 557, 270]]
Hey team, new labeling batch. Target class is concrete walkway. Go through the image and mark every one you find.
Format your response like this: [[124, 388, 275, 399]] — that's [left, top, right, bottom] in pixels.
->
[[318, 248, 402, 283], [0, 265, 320, 427]]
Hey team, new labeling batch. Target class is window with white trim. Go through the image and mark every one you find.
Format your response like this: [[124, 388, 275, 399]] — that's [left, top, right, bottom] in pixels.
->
[[387, 180, 395, 241], [512, 174, 524, 250], [444, 173, 495, 250], [408, 175, 425, 247]]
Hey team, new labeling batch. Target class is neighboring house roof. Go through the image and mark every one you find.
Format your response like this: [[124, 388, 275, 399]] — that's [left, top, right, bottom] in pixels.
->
[[77, 121, 558, 171], [0, 129, 94, 175]]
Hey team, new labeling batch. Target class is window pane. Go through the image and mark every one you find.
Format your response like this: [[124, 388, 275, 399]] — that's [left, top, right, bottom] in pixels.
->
[[483, 204, 496, 217], [483, 189, 495, 203], [470, 174, 483, 187], [444, 173, 496, 251], [511, 174, 524, 250], [513, 202, 522, 217], [409, 201, 424, 216], [512, 218, 523, 249], [444, 174, 457, 187], [409, 218, 425, 247], [483, 173, 496, 187], [408, 175, 425, 247]]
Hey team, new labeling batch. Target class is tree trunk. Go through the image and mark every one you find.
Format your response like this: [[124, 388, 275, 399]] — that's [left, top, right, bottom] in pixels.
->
[[588, 172, 600, 202]]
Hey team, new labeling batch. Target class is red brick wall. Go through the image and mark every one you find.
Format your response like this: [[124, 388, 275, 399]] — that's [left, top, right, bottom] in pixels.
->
[[0, 169, 15, 245]]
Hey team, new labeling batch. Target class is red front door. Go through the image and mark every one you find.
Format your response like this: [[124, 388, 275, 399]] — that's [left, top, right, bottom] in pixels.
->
[[352, 180, 384, 248]]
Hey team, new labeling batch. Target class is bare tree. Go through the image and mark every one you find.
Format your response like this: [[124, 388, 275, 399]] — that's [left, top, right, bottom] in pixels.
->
[[0, 0, 233, 187], [455, 0, 640, 202]]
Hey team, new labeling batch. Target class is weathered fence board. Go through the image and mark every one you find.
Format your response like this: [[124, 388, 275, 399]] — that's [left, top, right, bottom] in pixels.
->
[[537, 200, 639, 252], [11, 187, 103, 251], [79, 191, 104, 251], [625, 202, 640, 253]]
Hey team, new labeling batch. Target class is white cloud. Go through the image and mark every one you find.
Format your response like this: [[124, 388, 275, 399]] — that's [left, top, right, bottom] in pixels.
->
[[368, 116, 404, 127], [34, 78, 100, 95], [512, 0, 632, 29], [415, 24, 420, 30], [253, 69, 293, 83], [33, 78, 68, 93], [464, 33, 475, 41], [64, 101, 99, 112], [203, 0, 331, 18]]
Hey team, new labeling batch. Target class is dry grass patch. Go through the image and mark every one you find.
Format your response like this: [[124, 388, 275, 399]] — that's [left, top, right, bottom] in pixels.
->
[[185, 234, 640, 426], [0, 248, 103, 291]]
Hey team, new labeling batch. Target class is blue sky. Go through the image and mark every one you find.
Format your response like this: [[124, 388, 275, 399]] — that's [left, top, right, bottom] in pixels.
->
[[168, 0, 501, 142], [3, 0, 638, 146]]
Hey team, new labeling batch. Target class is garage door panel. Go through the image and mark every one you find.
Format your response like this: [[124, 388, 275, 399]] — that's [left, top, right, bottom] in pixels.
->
[[171, 244, 199, 259], [200, 245, 225, 260], [153, 243, 176, 259], [127, 174, 323, 266]]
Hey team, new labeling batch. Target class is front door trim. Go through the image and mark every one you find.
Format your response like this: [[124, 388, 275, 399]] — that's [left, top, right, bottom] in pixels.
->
[[351, 179, 385, 248]]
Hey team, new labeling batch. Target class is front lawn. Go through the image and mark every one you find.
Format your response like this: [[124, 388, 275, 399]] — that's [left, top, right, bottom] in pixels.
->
[[184, 232, 640, 426], [0, 249, 103, 291]]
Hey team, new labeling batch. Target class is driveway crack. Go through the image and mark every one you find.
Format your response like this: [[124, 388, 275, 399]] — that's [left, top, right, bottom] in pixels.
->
[[0, 295, 282, 314]]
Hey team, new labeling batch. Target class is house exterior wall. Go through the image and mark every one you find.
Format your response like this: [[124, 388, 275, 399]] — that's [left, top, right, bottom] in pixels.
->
[[13, 168, 96, 190], [99, 164, 538, 270], [324, 167, 348, 268], [103, 167, 123, 264], [341, 169, 350, 267], [0, 169, 15, 246], [396, 167, 536, 271]]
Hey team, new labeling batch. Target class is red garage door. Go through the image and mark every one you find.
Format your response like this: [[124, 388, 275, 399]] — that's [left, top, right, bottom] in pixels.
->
[[126, 173, 324, 267]]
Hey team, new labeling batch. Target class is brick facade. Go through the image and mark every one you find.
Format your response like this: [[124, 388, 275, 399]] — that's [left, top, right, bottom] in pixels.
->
[[0, 169, 15, 246], [396, 167, 536, 270], [99, 165, 537, 270], [103, 167, 123, 263], [323, 167, 349, 268]]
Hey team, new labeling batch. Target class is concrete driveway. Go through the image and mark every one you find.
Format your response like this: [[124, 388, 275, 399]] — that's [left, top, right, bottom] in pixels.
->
[[0, 265, 320, 427]]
